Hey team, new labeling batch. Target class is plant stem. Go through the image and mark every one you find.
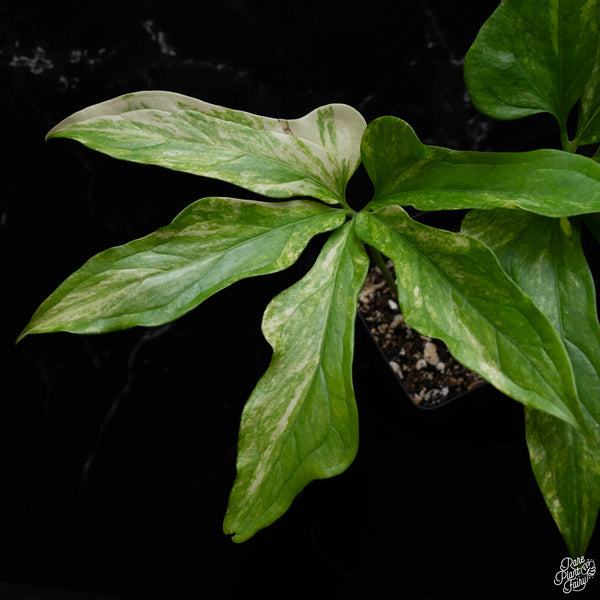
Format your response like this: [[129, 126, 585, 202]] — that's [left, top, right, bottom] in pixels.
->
[[560, 127, 578, 153], [367, 245, 398, 300], [338, 192, 355, 213]]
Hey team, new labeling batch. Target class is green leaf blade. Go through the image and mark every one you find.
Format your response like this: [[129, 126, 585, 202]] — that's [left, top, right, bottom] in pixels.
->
[[18, 198, 345, 340], [223, 222, 369, 542], [464, 0, 600, 128], [526, 410, 600, 556], [46, 91, 367, 204], [463, 209, 600, 554], [355, 207, 586, 432], [362, 116, 600, 217]]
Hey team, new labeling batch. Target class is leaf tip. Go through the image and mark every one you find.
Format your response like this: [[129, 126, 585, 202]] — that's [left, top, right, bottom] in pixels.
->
[[45, 123, 64, 142], [15, 328, 29, 345]]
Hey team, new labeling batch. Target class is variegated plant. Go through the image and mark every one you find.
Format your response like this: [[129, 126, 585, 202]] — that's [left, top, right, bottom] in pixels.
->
[[19, 0, 600, 555]]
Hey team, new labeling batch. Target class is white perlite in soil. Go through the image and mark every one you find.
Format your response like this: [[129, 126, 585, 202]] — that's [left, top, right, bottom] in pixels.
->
[[358, 264, 485, 407]]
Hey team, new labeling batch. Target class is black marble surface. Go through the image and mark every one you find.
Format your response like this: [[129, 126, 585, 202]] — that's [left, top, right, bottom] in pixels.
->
[[2, 1, 596, 598]]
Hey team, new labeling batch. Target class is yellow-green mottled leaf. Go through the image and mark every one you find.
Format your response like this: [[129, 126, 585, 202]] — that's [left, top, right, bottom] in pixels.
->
[[355, 207, 588, 434], [463, 209, 600, 555], [223, 223, 369, 542], [362, 116, 600, 217], [46, 91, 366, 205], [18, 198, 345, 340]]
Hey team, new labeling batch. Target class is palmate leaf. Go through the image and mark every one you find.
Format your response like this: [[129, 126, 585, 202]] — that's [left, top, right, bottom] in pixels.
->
[[46, 91, 366, 205], [17, 197, 345, 340], [463, 0, 600, 129], [354, 207, 589, 436], [362, 116, 600, 217], [462, 209, 600, 555], [223, 223, 369, 542]]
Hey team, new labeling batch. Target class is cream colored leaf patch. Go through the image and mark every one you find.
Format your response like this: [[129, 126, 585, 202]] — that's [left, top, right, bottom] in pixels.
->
[[46, 91, 366, 205]]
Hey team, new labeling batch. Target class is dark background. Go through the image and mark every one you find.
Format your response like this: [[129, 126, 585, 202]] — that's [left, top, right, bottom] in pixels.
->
[[2, 1, 597, 598]]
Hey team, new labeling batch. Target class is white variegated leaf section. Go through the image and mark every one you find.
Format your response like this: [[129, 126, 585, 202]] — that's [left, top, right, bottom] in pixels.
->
[[46, 91, 366, 204]]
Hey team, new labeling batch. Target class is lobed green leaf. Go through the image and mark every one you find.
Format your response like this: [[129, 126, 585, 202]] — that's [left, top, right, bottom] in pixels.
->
[[354, 207, 587, 433], [223, 222, 369, 542], [464, 0, 600, 129], [18, 198, 345, 341], [46, 91, 366, 205], [463, 209, 600, 555], [362, 116, 600, 217]]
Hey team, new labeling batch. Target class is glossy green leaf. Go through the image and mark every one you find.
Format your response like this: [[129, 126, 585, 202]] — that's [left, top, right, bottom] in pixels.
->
[[362, 116, 600, 217], [462, 209, 600, 554], [46, 91, 366, 205], [464, 0, 600, 129], [18, 198, 345, 341], [354, 207, 587, 433], [223, 223, 369, 542], [526, 411, 600, 555]]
